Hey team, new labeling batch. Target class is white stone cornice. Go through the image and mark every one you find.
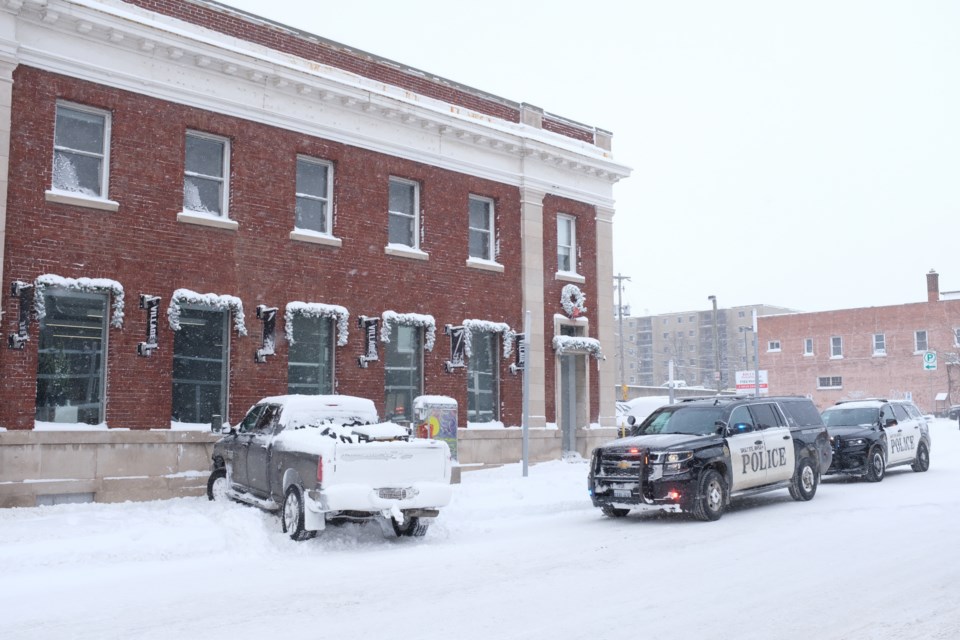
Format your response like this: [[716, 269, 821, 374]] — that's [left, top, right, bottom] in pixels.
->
[[11, 0, 630, 197]]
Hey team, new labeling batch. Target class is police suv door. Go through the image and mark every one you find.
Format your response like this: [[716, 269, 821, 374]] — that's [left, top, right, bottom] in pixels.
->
[[726, 405, 768, 491], [751, 403, 795, 484], [885, 403, 919, 464]]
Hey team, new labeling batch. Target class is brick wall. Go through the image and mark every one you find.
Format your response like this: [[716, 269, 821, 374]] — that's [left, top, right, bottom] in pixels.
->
[[541, 194, 599, 423], [0, 66, 539, 430], [759, 300, 960, 412]]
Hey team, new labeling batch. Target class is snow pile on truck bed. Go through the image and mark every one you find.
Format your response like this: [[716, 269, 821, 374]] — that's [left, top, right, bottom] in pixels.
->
[[261, 395, 381, 427]]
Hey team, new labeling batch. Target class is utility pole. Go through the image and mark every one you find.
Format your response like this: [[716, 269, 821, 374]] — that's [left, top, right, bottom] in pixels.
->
[[708, 295, 720, 392], [614, 273, 631, 401]]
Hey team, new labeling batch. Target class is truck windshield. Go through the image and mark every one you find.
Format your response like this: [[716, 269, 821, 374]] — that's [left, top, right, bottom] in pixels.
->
[[633, 406, 724, 436]]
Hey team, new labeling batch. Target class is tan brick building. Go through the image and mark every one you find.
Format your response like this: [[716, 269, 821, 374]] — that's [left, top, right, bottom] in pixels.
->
[[758, 271, 960, 413]]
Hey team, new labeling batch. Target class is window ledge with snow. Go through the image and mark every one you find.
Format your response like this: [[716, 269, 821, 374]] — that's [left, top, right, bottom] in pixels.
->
[[465, 257, 504, 273], [830, 355, 843, 360], [290, 229, 342, 248], [872, 351, 887, 358], [177, 210, 239, 231], [555, 271, 585, 284], [45, 190, 119, 212], [384, 244, 429, 261]]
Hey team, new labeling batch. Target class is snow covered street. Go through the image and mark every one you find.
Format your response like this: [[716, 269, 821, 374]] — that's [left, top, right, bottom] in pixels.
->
[[2, 420, 959, 640]]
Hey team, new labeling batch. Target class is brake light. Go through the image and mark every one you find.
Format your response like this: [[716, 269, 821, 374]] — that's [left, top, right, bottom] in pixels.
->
[[316, 458, 323, 484], [629, 448, 639, 454], [667, 490, 681, 501]]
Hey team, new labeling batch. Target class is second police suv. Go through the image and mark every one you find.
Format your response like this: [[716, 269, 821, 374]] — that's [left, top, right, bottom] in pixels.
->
[[588, 396, 832, 521]]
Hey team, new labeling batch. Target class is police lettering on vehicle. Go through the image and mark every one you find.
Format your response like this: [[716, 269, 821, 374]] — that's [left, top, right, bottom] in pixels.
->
[[741, 447, 788, 474], [890, 435, 915, 454]]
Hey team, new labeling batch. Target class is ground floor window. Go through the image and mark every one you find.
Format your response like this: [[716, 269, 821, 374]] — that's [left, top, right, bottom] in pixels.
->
[[467, 329, 499, 422], [172, 306, 228, 423], [384, 323, 422, 424], [36, 289, 108, 424], [287, 314, 334, 395]]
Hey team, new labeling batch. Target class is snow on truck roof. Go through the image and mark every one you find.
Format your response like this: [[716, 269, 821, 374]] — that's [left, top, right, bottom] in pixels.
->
[[257, 394, 380, 425]]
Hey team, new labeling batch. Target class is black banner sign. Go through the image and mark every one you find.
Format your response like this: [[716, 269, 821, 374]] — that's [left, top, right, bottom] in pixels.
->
[[358, 316, 380, 368], [137, 294, 161, 356], [510, 333, 526, 375], [8, 281, 33, 350], [255, 305, 278, 363], [444, 324, 466, 373]]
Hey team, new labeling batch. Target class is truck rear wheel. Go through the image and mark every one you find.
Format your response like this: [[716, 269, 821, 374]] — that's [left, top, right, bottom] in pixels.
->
[[392, 516, 430, 537], [282, 485, 316, 541], [692, 469, 726, 522]]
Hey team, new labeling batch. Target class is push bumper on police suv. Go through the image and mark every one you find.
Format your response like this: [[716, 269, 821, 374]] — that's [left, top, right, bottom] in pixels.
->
[[588, 446, 694, 513]]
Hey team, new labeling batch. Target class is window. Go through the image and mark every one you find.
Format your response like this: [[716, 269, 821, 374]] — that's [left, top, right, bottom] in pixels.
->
[[767, 340, 781, 352], [729, 406, 755, 432], [467, 329, 499, 422], [749, 403, 782, 430], [662, 332, 669, 339], [689, 315, 695, 322], [817, 376, 842, 389], [831, 336, 843, 358], [468, 195, 495, 261], [803, 338, 813, 356], [294, 157, 333, 234], [677, 317, 683, 324], [915, 330, 928, 352], [689, 330, 695, 337], [36, 289, 108, 424], [738, 311, 745, 318], [287, 315, 335, 395], [557, 214, 577, 273], [388, 177, 419, 248], [52, 102, 110, 198], [172, 306, 228, 423], [873, 333, 886, 355], [384, 323, 422, 424], [955, 328, 960, 347], [689, 345, 695, 352], [183, 131, 229, 216]]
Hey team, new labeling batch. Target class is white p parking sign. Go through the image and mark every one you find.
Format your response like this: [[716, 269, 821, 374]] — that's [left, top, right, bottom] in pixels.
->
[[923, 351, 937, 371]]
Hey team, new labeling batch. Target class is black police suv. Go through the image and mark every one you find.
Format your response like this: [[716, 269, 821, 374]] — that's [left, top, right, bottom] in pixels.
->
[[588, 396, 832, 521], [820, 399, 931, 482]]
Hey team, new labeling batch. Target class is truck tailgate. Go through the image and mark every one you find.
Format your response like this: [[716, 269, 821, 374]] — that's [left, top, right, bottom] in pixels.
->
[[329, 440, 450, 487]]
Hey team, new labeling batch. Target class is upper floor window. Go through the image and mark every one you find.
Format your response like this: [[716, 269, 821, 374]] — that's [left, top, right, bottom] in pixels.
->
[[388, 177, 419, 249], [183, 131, 229, 217], [955, 328, 960, 347], [873, 333, 886, 355], [557, 214, 577, 273], [52, 102, 110, 198], [817, 376, 843, 389], [831, 336, 843, 358], [915, 330, 928, 352], [803, 338, 813, 355], [468, 195, 495, 261], [295, 156, 333, 234], [767, 340, 781, 352]]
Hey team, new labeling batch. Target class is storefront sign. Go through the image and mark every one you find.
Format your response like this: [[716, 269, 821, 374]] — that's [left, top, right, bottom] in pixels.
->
[[510, 332, 526, 375], [136, 294, 160, 356], [358, 316, 380, 368]]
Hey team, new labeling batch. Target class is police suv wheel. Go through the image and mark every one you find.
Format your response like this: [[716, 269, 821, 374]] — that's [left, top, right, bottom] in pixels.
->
[[601, 505, 629, 518], [911, 442, 930, 473], [692, 469, 726, 522], [789, 458, 818, 501], [864, 446, 885, 483]]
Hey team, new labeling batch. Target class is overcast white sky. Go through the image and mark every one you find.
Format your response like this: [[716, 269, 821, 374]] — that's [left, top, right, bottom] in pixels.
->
[[221, 0, 960, 316]]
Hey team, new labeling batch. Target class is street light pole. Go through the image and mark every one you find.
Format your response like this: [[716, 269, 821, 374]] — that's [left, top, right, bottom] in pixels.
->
[[613, 273, 631, 401], [708, 295, 720, 392]]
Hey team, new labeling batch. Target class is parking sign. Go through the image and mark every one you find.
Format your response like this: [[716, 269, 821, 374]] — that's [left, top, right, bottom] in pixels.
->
[[923, 351, 937, 371]]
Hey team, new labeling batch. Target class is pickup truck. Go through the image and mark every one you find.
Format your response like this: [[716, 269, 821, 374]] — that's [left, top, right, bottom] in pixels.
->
[[206, 395, 453, 540]]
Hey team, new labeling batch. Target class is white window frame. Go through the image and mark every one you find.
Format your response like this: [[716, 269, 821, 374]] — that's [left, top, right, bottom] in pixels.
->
[[557, 213, 578, 275], [47, 101, 117, 211], [182, 130, 231, 221], [817, 376, 843, 390], [467, 194, 496, 262], [387, 176, 420, 250], [914, 330, 928, 353], [830, 336, 843, 359], [293, 155, 334, 235], [803, 338, 813, 356], [873, 333, 886, 356], [767, 340, 781, 352], [954, 328, 960, 347]]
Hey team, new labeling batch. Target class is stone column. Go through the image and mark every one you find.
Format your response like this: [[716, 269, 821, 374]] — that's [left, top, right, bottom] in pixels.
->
[[595, 205, 616, 427], [0, 11, 18, 304], [519, 184, 547, 427]]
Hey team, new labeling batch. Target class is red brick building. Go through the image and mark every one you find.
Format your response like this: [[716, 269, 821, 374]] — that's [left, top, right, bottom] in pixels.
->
[[0, 0, 630, 501], [758, 271, 960, 413]]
